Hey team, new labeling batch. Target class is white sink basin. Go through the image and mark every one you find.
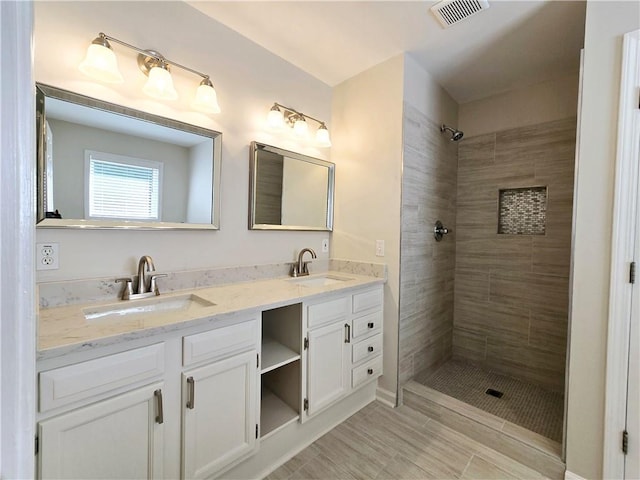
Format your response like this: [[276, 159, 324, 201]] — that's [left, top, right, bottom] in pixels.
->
[[288, 275, 353, 287], [83, 294, 215, 321]]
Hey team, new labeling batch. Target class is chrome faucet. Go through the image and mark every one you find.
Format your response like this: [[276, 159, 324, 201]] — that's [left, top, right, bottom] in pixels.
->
[[116, 255, 166, 300], [291, 248, 317, 277], [137, 255, 155, 294]]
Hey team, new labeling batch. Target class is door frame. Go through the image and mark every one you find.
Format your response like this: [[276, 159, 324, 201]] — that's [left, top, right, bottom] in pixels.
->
[[602, 28, 640, 479], [0, 1, 36, 478]]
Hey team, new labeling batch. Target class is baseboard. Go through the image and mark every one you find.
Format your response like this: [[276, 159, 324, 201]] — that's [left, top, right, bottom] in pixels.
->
[[564, 470, 586, 480], [376, 386, 396, 407]]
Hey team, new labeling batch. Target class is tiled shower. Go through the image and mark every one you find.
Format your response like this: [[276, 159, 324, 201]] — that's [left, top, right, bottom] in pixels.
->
[[399, 109, 577, 442]]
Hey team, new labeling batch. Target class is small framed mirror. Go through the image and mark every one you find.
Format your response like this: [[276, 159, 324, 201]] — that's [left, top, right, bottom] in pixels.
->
[[36, 83, 222, 230], [249, 142, 334, 231]]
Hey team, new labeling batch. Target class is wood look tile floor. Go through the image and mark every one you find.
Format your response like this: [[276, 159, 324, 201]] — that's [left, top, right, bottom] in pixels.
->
[[264, 401, 551, 480]]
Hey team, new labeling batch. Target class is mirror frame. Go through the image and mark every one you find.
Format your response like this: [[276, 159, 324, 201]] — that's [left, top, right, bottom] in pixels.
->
[[36, 83, 222, 230], [249, 141, 334, 231]]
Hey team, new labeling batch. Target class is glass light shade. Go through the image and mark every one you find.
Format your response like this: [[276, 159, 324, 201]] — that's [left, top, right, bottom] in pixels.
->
[[315, 125, 332, 147], [192, 83, 221, 114], [266, 106, 285, 129], [142, 66, 178, 101], [293, 117, 309, 137], [79, 43, 124, 84]]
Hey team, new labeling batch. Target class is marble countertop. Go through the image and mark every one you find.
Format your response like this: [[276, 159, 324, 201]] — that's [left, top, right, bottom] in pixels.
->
[[38, 271, 384, 360]]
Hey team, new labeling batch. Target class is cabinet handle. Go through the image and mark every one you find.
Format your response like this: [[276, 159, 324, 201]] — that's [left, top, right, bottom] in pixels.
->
[[344, 323, 351, 343], [368, 322, 374, 329], [368, 346, 374, 353], [186, 376, 195, 409], [154, 389, 164, 424], [367, 368, 374, 375]]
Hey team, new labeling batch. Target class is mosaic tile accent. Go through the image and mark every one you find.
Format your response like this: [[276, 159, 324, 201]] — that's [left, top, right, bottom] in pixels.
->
[[498, 187, 547, 235]]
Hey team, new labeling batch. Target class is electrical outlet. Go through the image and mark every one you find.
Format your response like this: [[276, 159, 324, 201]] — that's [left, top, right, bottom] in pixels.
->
[[321, 238, 329, 253], [37, 243, 59, 270], [375, 240, 385, 257]]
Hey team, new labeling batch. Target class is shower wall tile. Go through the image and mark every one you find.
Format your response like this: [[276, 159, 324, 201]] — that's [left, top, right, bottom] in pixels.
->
[[528, 308, 569, 354], [452, 327, 486, 362], [399, 102, 457, 386], [455, 299, 530, 344], [453, 117, 576, 392], [485, 339, 566, 393], [458, 133, 495, 168]]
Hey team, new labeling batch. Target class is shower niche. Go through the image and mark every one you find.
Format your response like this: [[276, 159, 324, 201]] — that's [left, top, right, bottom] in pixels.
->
[[497, 186, 548, 235]]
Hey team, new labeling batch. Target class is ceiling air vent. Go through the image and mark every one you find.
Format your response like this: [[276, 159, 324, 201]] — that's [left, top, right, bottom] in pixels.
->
[[430, 0, 490, 28]]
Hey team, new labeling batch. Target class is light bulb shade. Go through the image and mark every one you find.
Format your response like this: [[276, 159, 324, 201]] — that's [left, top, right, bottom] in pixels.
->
[[315, 124, 332, 147], [142, 65, 178, 101], [79, 43, 124, 84], [293, 117, 309, 137], [267, 105, 285, 129], [192, 80, 220, 114]]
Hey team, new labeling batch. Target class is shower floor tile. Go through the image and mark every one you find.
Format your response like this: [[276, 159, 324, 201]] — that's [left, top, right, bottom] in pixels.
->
[[416, 359, 564, 442]]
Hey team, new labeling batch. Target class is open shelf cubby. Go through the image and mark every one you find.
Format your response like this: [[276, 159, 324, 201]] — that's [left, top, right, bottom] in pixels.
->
[[260, 303, 302, 438]]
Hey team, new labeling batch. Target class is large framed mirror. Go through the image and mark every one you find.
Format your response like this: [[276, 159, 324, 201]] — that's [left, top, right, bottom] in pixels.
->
[[36, 83, 222, 229], [249, 141, 334, 231]]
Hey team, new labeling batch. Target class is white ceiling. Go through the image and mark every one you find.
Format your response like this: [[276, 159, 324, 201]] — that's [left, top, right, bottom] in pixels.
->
[[189, 1, 586, 104]]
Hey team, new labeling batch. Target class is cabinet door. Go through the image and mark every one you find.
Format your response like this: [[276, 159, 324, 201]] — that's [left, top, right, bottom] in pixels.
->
[[39, 383, 164, 479], [306, 321, 349, 417], [182, 350, 257, 479]]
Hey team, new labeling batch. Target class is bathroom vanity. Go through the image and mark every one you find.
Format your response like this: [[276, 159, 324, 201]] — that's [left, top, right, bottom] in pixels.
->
[[36, 273, 384, 479]]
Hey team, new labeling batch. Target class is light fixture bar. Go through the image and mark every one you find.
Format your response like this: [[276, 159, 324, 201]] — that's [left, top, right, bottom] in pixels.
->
[[97, 32, 210, 81], [272, 102, 325, 127], [268, 102, 331, 147]]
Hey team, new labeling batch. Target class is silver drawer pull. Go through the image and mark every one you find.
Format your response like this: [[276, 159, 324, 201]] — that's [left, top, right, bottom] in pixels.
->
[[154, 389, 164, 424], [186, 377, 195, 409], [367, 368, 374, 375], [368, 346, 374, 352]]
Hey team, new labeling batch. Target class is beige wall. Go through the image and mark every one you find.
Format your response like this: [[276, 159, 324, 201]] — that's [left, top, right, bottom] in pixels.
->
[[567, 2, 639, 478], [331, 54, 405, 397], [453, 117, 576, 393], [399, 55, 459, 387], [34, 1, 332, 281], [459, 73, 579, 138]]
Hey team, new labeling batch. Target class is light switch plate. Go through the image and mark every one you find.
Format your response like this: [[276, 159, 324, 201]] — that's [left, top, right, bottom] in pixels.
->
[[321, 238, 329, 253], [375, 240, 385, 257]]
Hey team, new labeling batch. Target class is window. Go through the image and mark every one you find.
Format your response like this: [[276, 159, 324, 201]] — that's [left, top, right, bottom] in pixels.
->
[[84, 150, 163, 221]]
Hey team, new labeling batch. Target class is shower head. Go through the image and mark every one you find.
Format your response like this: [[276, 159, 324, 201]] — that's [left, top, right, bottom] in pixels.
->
[[440, 124, 464, 141]]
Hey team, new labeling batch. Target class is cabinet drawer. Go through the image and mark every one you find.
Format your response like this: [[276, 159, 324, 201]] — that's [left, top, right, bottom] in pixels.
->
[[352, 287, 383, 314], [307, 297, 349, 329], [352, 310, 382, 339], [183, 318, 258, 367], [352, 333, 382, 365], [39, 343, 164, 413], [352, 356, 382, 389]]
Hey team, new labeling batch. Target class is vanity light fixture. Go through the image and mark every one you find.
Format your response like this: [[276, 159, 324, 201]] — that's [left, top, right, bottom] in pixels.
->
[[79, 32, 220, 114], [266, 102, 332, 147]]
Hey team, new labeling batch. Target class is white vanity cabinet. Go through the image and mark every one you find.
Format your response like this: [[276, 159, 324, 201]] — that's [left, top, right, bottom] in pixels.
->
[[350, 286, 384, 388], [37, 344, 166, 479], [181, 350, 258, 479], [39, 383, 165, 480], [181, 315, 260, 479], [304, 295, 351, 417]]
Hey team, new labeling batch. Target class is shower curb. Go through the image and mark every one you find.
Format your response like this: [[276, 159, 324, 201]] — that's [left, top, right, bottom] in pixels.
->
[[403, 381, 565, 480]]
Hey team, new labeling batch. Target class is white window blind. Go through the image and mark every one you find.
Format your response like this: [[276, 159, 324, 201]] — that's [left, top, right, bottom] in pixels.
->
[[85, 151, 163, 221]]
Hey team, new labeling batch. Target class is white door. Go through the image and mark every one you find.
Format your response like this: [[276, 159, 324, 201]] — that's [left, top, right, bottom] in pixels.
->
[[182, 350, 257, 479], [38, 383, 164, 479], [306, 321, 349, 417], [625, 108, 640, 479]]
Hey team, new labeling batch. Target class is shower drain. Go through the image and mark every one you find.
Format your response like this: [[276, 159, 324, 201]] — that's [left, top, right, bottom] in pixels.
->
[[485, 388, 504, 398]]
